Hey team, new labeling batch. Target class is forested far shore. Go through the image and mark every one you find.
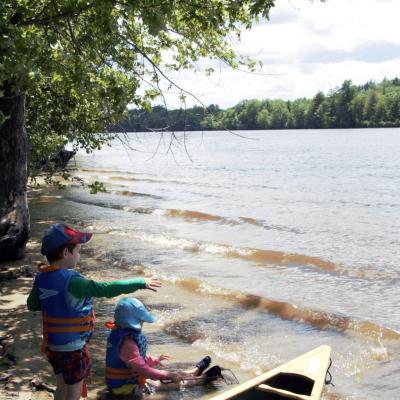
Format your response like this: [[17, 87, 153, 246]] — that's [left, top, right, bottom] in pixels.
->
[[112, 78, 400, 132]]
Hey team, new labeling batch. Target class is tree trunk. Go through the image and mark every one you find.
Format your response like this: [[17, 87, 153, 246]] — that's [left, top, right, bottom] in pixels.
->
[[0, 82, 30, 261]]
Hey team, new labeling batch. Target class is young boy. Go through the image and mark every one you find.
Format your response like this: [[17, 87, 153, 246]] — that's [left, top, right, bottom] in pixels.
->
[[27, 223, 161, 400], [105, 297, 221, 396]]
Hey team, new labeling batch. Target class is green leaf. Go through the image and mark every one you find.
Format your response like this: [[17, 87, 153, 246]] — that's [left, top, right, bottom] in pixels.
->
[[88, 181, 107, 194]]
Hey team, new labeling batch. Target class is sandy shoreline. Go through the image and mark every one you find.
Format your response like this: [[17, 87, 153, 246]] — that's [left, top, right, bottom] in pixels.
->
[[0, 240, 54, 400]]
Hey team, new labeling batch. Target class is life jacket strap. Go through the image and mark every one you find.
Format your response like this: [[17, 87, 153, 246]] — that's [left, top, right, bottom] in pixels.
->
[[37, 264, 62, 272], [41, 312, 49, 354], [46, 315, 93, 324], [105, 321, 118, 330], [43, 313, 94, 332], [46, 325, 93, 333], [138, 375, 147, 388], [40, 310, 95, 352], [105, 367, 136, 379], [82, 379, 88, 398]]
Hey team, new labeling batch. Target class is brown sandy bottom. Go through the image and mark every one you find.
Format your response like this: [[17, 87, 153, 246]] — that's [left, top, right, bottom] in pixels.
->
[[0, 224, 254, 400]]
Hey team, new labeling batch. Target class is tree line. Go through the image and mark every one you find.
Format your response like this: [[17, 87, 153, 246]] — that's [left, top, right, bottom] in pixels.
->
[[113, 78, 400, 132]]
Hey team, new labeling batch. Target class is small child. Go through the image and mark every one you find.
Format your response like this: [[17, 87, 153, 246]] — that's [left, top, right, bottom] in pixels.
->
[[105, 297, 221, 396], [27, 223, 161, 400]]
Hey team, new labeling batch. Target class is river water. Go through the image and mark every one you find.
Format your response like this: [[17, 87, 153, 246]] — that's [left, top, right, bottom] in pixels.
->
[[30, 129, 400, 399]]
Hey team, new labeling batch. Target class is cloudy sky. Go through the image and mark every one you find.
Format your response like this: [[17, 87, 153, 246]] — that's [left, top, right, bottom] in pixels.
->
[[160, 0, 400, 109]]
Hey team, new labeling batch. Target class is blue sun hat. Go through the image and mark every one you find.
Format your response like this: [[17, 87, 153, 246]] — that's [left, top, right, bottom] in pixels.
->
[[114, 298, 156, 330]]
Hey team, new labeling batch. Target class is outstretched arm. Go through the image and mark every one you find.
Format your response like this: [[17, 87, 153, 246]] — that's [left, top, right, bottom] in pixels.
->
[[69, 277, 162, 298]]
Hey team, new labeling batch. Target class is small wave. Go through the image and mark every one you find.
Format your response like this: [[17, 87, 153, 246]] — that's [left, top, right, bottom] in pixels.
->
[[106, 230, 338, 273], [108, 175, 185, 185], [192, 241, 335, 272], [79, 167, 183, 185], [228, 248, 337, 272], [80, 167, 129, 174], [239, 216, 264, 226], [70, 194, 299, 234], [173, 277, 400, 342], [70, 181, 299, 233], [166, 209, 226, 223], [65, 198, 153, 214], [112, 190, 163, 199], [238, 217, 302, 234], [165, 208, 301, 233], [108, 176, 138, 182], [79, 167, 148, 177]]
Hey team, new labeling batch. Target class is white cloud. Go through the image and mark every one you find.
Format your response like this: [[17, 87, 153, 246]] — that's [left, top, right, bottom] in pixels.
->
[[155, 0, 400, 108]]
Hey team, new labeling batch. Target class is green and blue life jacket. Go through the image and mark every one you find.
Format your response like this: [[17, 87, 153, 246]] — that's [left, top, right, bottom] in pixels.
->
[[34, 265, 94, 352], [105, 326, 148, 389]]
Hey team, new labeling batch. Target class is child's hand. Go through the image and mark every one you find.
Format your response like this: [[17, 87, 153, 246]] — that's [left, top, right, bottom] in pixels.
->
[[158, 354, 171, 366], [168, 371, 185, 383], [145, 278, 162, 291]]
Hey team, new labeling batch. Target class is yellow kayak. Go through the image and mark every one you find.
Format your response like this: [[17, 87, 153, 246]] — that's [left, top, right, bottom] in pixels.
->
[[211, 345, 332, 400]]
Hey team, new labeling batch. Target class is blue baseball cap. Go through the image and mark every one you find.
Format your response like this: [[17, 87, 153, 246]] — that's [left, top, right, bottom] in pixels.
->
[[114, 298, 156, 330], [41, 223, 93, 255]]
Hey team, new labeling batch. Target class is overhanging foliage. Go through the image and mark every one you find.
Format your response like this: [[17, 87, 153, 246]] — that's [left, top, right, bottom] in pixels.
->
[[1, 0, 275, 180]]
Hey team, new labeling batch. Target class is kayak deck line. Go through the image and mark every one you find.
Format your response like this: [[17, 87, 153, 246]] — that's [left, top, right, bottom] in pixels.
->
[[210, 345, 332, 400]]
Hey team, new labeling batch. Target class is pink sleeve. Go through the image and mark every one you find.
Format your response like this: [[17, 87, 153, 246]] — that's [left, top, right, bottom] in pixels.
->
[[119, 337, 169, 380]]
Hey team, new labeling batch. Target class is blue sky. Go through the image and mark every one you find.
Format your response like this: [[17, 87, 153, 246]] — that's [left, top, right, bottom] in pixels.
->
[[159, 0, 400, 109]]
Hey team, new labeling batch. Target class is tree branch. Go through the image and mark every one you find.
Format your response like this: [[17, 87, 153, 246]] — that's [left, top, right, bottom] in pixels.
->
[[19, 3, 95, 27], [118, 33, 207, 108]]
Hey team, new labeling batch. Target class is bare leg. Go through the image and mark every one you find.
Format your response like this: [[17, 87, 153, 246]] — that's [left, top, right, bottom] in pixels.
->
[[146, 356, 213, 392], [54, 374, 67, 400], [183, 366, 200, 376], [148, 375, 207, 391], [181, 375, 206, 387], [65, 380, 84, 400]]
